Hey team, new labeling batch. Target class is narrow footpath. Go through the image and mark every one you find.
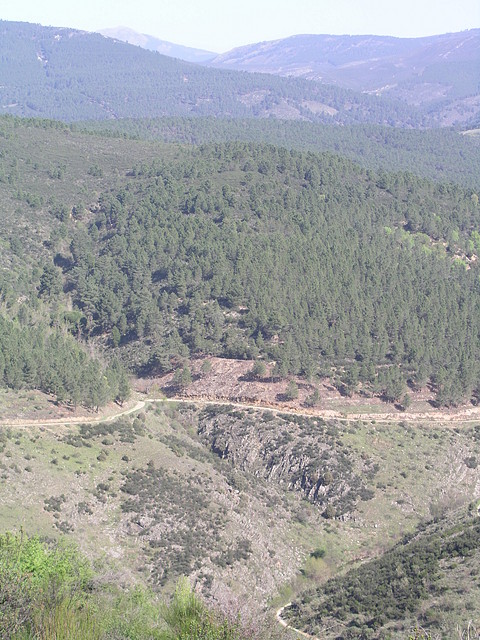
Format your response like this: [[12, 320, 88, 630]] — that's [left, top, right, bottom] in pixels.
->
[[276, 603, 320, 639]]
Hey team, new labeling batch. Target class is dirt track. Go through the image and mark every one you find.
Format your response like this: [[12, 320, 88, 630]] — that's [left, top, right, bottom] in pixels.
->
[[276, 603, 319, 639], [156, 396, 480, 425], [0, 400, 147, 429], [2, 394, 480, 430]]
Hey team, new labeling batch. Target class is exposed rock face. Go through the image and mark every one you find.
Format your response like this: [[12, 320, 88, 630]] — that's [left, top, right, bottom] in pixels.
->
[[197, 406, 378, 517], [115, 406, 324, 613]]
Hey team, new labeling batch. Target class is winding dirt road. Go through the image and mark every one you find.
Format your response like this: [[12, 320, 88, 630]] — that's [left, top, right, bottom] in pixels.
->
[[2, 394, 480, 430], [155, 396, 480, 425], [0, 400, 147, 429]]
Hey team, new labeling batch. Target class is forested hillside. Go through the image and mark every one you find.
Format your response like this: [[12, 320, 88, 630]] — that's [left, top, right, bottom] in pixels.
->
[[0, 21, 426, 126], [0, 117, 152, 408], [62, 144, 480, 406], [80, 117, 480, 188], [0, 316, 128, 409], [1, 117, 480, 407]]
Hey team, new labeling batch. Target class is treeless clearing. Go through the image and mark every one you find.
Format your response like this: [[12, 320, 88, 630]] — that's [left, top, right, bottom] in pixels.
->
[[135, 357, 480, 425]]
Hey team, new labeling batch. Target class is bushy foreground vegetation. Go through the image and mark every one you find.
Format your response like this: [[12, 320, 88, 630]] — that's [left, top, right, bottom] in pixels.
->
[[1, 526, 476, 640], [0, 531, 250, 640]]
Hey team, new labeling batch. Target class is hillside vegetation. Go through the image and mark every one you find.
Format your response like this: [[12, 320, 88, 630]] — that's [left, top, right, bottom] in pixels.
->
[[285, 505, 480, 639], [1, 117, 480, 407], [79, 117, 480, 189], [1, 401, 479, 636], [0, 116, 170, 407], [0, 530, 249, 640], [3, 17, 480, 639]]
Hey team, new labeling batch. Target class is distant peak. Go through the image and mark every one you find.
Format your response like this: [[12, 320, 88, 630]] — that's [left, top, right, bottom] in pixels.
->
[[97, 26, 217, 63]]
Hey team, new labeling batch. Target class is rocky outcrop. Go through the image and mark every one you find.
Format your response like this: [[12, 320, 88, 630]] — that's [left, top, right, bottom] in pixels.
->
[[198, 406, 378, 517]]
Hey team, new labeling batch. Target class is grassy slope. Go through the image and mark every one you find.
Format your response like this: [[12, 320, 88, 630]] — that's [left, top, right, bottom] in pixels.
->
[[286, 506, 480, 638], [1, 402, 479, 629], [0, 403, 323, 613]]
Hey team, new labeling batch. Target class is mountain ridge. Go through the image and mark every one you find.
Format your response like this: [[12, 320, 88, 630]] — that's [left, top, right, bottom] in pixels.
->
[[207, 30, 480, 126], [98, 26, 217, 63], [0, 20, 455, 126], [209, 29, 480, 91]]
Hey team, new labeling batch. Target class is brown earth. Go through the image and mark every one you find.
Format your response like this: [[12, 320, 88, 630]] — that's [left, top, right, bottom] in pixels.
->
[[135, 357, 480, 425], [3, 357, 480, 429]]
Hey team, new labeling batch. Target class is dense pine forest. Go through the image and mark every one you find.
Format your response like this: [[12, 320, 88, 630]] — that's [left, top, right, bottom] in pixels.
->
[[67, 143, 480, 407], [1, 116, 480, 407], [79, 117, 480, 188], [0, 317, 128, 409]]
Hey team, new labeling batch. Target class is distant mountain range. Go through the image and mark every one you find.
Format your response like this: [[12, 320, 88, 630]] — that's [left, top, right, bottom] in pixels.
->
[[211, 30, 480, 127], [98, 26, 217, 63], [209, 31, 480, 104], [208, 30, 480, 127], [1, 20, 479, 127], [100, 27, 480, 127]]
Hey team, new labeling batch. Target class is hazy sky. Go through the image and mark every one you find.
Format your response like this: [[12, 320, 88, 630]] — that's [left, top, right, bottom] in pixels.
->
[[1, 0, 479, 52]]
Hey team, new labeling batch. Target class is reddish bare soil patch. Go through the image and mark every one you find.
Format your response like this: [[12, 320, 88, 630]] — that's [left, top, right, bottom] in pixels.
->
[[135, 357, 480, 424], [136, 357, 313, 407], [135, 358, 436, 413]]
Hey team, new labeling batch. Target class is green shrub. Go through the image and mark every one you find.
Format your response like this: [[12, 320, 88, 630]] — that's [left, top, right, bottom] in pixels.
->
[[163, 578, 244, 640], [0, 532, 252, 640], [0, 531, 92, 638]]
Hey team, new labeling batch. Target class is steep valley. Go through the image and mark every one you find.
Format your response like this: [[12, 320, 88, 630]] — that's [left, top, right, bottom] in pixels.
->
[[1, 398, 479, 633]]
